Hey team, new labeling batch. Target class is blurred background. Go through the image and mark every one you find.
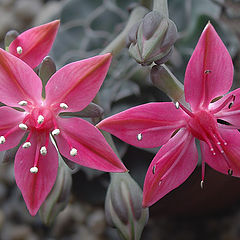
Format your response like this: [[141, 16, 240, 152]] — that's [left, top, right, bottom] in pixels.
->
[[0, 0, 240, 239]]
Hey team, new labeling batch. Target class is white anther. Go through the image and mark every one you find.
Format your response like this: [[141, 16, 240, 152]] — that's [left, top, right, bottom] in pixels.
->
[[213, 152, 216, 156], [18, 100, 27, 106], [60, 103, 68, 110], [52, 129, 60, 136], [0, 136, 5, 144], [137, 133, 142, 141], [40, 146, 47, 155], [19, 123, 28, 130], [30, 167, 38, 174], [175, 101, 180, 109], [37, 115, 44, 124], [70, 148, 77, 156], [217, 142, 221, 145], [210, 148, 214, 152], [17, 46, 23, 54], [22, 142, 31, 148], [221, 150, 224, 154], [200, 180, 204, 189], [224, 142, 227, 146]]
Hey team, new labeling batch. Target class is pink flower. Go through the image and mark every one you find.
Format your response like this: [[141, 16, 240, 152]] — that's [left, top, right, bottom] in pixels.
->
[[0, 49, 127, 215], [8, 20, 60, 68], [97, 23, 240, 207]]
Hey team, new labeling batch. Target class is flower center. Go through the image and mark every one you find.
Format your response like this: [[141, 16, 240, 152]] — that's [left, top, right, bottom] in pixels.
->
[[24, 107, 55, 132], [187, 110, 227, 155]]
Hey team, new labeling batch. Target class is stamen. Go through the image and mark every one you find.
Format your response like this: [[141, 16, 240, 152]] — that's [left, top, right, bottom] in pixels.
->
[[228, 169, 233, 176], [137, 133, 142, 141], [19, 123, 28, 130], [18, 100, 27, 106], [52, 129, 60, 136], [200, 180, 204, 189], [0, 136, 5, 144], [175, 101, 180, 109], [152, 165, 156, 174], [204, 70, 212, 74], [40, 146, 47, 155], [30, 166, 38, 174], [70, 148, 77, 156], [16, 46, 23, 54], [228, 95, 236, 109], [37, 115, 44, 124], [176, 102, 194, 118], [158, 180, 162, 186], [22, 142, 31, 148], [60, 103, 68, 110]]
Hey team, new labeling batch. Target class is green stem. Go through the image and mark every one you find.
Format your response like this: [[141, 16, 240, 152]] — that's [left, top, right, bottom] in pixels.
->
[[153, 0, 169, 18], [100, 6, 148, 56]]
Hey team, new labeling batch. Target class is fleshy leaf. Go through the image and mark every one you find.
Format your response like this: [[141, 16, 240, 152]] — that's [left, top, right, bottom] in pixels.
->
[[9, 20, 60, 69], [15, 132, 58, 216], [45, 53, 112, 112], [55, 117, 127, 172], [142, 130, 197, 207], [0, 106, 25, 151], [0, 49, 42, 107], [201, 128, 240, 177], [97, 102, 186, 148], [184, 23, 233, 111]]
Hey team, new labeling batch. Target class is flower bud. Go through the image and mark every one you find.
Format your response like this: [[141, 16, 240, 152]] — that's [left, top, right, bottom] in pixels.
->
[[105, 172, 149, 240], [39, 56, 56, 97], [128, 11, 178, 66], [39, 155, 72, 225], [4, 30, 19, 52]]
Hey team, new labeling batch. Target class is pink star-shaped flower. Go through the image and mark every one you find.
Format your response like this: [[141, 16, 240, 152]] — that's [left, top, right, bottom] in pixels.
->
[[0, 49, 127, 215], [8, 20, 60, 68], [97, 23, 240, 207]]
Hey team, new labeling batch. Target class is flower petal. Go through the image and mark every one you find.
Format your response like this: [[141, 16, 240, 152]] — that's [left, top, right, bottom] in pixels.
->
[[0, 106, 25, 151], [0, 49, 42, 107], [15, 132, 58, 216], [45, 53, 112, 112], [210, 88, 240, 128], [9, 20, 60, 69], [142, 129, 197, 207], [55, 117, 127, 172], [185, 23, 233, 111], [97, 102, 186, 148], [202, 128, 240, 177]]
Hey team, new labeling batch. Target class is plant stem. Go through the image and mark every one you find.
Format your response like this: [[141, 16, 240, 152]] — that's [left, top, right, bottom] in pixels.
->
[[153, 0, 169, 17], [100, 6, 148, 56]]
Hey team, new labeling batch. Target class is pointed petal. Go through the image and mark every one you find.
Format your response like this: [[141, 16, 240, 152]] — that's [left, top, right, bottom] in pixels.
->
[[97, 102, 186, 148], [45, 53, 112, 112], [0, 49, 42, 107], [142, 130, 197, 207], [210, 88, 240, 128], [0, 106, 25, 151], [55, 117, 127, 172], [15, 132, 58, 216], [9, 20, 60, 69], [202, 128, 240, 177], [185, 23, 233, 111]]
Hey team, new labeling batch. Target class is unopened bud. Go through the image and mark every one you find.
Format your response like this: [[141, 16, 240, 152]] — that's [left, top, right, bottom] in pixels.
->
[[39, 56, 56, 98], [128, 11, 178, 65], [4, 30, 19, 51], [39, 155, 72, 225], [105, 172, 149, 240]]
